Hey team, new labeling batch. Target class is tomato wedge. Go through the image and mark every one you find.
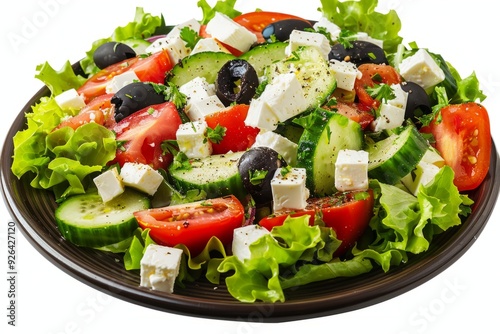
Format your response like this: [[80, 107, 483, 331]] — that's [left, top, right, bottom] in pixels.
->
[[258, 207, 316, 231], [77, 50, 172, 102], [113, 102, 182, 170], [233, 11, 310, 44], [134, 195, 245, 256], [354, 63, 401, 109], [326, 101, 375, 130], [420, 102, 491, 191], [55, 93, 112, 130], [204, 104, 259, 154]]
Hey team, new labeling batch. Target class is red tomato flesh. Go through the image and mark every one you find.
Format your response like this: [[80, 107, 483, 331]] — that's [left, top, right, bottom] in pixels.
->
[[55, 93, 112, 130], [134, 195, 245, 256], [112, 102, 182, 170], [354, 64, 401, 110], [420, 102, 491, 191]]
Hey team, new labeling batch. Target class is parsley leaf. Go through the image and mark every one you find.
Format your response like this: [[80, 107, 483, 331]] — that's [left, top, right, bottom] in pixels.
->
[[336, 29, 357, 49], [179, 26, 201, 49], [249, 170, 268, 185], [366, 83, 396, 103], [418, 86, 449, 127], [205, 124, 227, 144]]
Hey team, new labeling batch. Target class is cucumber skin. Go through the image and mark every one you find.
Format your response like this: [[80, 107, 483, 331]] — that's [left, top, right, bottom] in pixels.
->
[[169, 152, 247, 201], [55, 191, 150, 248], [296, 109, 363, 196], [240, 42, 288, 76], [367, 125, 429, 185]]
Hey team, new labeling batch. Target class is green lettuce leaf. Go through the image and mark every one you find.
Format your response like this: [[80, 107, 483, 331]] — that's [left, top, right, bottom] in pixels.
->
[[197, 0, 241, 25], [35, 61, 87, 96], [319, 0, 403, 53]]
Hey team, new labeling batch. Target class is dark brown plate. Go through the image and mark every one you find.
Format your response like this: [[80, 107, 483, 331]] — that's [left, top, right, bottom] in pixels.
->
[[1, 84, 499, 323]]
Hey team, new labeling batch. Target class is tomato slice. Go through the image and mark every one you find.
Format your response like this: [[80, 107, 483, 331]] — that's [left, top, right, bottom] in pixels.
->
[[258, 208, 316, 231], [326, 101, 375, 130], [77, 50, 173, 102], [233, 11, 310, 44], [420, 102, 491, 191], [204, 104, 259, 154], [113, 102, 182, 170], [354, 64, 401, 109], [55, 93, 112, 130], [134, 195, 245, 256]]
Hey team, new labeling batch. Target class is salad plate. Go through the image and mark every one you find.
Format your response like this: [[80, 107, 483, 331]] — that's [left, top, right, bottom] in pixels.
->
[[1, 81, 499, 322]]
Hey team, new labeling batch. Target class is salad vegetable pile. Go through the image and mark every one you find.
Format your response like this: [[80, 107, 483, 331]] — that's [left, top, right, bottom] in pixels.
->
[[10, 0, 490, 303]]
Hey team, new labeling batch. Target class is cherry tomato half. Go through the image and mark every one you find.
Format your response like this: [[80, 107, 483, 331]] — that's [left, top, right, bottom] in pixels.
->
[[354, 63, 401, 110]]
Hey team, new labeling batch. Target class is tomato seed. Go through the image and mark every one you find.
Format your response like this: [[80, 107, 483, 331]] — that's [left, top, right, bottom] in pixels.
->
[[468, 155, 478, 164]]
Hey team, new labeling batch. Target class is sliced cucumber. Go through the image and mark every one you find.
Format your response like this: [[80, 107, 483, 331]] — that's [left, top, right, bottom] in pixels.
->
[[55, 190, 150, 248], [295, 108, 364, 196], [122, 38, 152, 55], [265, 46, 337, 110], [240, 42, 288, 76], [167, 51, 236, 87], [367, 124, 429, 184], [169, 151, 247, 200]]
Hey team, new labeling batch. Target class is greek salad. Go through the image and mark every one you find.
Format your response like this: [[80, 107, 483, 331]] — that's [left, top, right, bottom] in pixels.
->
[[10, 0, 491, 303]]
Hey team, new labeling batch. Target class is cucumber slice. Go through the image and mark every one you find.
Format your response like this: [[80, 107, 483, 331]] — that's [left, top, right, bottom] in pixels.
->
[[367, 125, 429, 184], [266, 46, 337, 110], [167, 51, 236, 87], [55, 190, 150, 248], [122, 38, 152, 55], [295, 108, 364, 196], [240, 42, 288, 76], [169, 151, 247, 200]]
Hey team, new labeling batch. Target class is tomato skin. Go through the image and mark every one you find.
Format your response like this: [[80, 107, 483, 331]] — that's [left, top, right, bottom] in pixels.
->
[[233, 11, 310, 44], [134, 195, 245, 256], [205, 104, 259, 154], [112, 102, 182, 170], [258, 190, 374, 257], [55, 93, 112, 130], [420, 102, 491, 191], [326, 102, 375, 130], [77, 50, 172, 102], [354, 64, 401, 109]]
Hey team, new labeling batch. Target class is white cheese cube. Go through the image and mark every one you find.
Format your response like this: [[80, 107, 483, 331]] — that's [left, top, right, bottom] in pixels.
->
[[140, 244, 183, 293], [329, 59, 362, 91], [271, 167, 310, 211], [245, 98, 280, 131], [176, 120, 212, 159], [232, 225, 270, 261], [387, 84, 409, 110], [146, 36, 190, 63], [401, 161, 441, 196], [166, 18, 201, 40], [399, 49, 445, 90], [54, 88, 86, 111], [186, 94, 225, 121], [105, 71, 140, 94], [313, 16, 341, 40], [252, 131, 298, 166], [119, 162, 163, 196], [205, 12, 257, 53], [259, 73, 308, 123], [179, 76, 216, 102], [421, 147, 445, 168], [354, 32, 384, 49], [93, 167, 124, 203], [286, 30, 331, 60], [372, 103, 405, 132], [190, 38, 231, 55], [335, 149, 369, 192]]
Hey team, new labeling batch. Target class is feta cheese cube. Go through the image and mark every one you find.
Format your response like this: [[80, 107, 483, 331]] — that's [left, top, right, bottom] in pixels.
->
[[140, 244, 183, 293], [179, 76, 216, 106], [286, 30, 331, 60], [329, 59, 362, 91], [54, 88, 86, 111], [372, 102, 405, 132], [146, 36, 190, 63], [401, 161, 441, 196], [398, 49, 445, 90], [354, 32, 384, 49], [232, 225, 270, 261], [190, 38, 231, 55], [313, 16, 341, 40], [387, 84, 409, 110], [205, 12, 257, 53], [186, 94, 225, 121], [119, 162, 163, 196], [259, 73, 308, 123], [93, 167, 124, 203], [335, 149, 369, 192], [165, 18, 201, 40], [245, 98, 280, 131], [271, 167, 310, 211], [176, 120, 212, 159], [252, 130, 298, 166], [421, 147, 445, 168], [105, 71, 140, 94]]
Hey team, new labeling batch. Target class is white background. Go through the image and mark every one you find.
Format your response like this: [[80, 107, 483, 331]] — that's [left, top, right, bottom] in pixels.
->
[[1, 0, 498, 333]]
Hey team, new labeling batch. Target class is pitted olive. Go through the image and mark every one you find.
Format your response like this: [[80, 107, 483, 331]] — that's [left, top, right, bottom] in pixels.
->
[[93, 42, 136, 70], [216, 59, 259, 107], [329, 40, 387, 65], [111, 82, 165, 122], [262, 19, 314, 42], [400, 81, 432, 125]]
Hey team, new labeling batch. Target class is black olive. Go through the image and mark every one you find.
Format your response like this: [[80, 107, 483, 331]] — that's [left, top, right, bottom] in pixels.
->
[[329, 40, 387, 65], [400, 81, 432, 124], [111, 82, 165, 122], [216, 59, 259, 107], [238, 147, 287, 205], [93, 42, 136, 70], [262, 19, 314, 42]]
